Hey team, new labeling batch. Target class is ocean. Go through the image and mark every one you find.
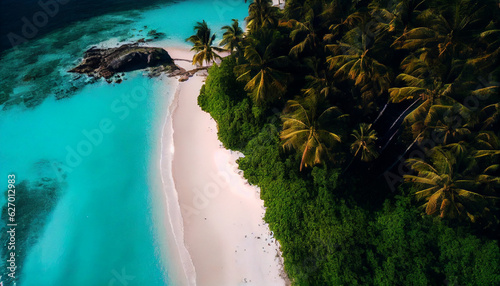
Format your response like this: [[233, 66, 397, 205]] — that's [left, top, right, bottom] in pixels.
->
[[0, 1, 249, 285]]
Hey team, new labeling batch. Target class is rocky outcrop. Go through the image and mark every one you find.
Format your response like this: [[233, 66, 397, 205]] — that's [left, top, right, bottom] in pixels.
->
[[69, 44, 178, 79]]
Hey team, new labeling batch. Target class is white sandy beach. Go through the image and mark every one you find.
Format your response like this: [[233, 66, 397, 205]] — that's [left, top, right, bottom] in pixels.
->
[[163, 48, 288, 286]]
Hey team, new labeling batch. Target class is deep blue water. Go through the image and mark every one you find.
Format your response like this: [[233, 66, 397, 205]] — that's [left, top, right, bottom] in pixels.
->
[[0, 0, 172, 53]]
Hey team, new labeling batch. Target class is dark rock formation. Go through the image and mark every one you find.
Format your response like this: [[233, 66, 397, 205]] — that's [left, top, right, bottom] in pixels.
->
[[69, 44, 178, 79]]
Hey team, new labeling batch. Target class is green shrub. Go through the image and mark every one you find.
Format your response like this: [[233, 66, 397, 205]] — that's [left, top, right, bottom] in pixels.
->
[[198, 57, 260, 150]]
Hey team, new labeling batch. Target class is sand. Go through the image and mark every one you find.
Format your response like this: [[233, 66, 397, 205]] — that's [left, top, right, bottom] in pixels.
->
[[163, 48, 288, 286]]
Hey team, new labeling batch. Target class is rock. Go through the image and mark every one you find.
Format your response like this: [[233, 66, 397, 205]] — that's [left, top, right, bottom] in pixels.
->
[[0, 91, 9, 105], [147, 29, 166, 40], [179, 75, 190, 82], [168, 68, 185, 77], [100, 68, 114, 79], [22, 91, 48, 108], [69, 44, 179, 80]]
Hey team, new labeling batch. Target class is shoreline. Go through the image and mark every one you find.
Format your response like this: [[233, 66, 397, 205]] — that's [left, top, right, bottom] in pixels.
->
[[164, 48, 288, 285], [158, 75, 197, 286]]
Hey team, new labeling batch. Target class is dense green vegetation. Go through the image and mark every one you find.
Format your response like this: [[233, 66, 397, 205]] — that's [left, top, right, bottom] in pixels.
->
[[193, 0, 500, 284]]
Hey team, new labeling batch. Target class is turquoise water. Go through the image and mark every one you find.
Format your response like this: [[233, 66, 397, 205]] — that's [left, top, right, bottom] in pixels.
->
[[0, 74, 174, 285], [0, 1, 249, 285]]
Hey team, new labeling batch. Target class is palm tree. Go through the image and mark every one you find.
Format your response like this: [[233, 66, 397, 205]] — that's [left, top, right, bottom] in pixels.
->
[[281, 19, 319, 57], [246, 0, 279, 33], [474, 132, 500, 194], [369, 0, 427, 28], [479, 103, 499, 131], [326, 27, 392, 103], [475, 132, 500, 155], [467, 29, 500, 72], [392, 0, 496, 61], [279, 2, 327, 58], [234, 37, 289, 105], [389, 55, 497, 142], [302, 57, 340, 100], [280, 93, 346, 171], [388, 56, 458, 135], [350, 123, 379, 162], [404, 147, 498, 221], [420, 104, 472, 145], [220, 19, 244, 56], [186, 20, 224, 66]]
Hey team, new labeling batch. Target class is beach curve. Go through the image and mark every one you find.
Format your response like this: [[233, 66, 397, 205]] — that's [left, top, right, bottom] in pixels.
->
[[164, 48, 288, 286]]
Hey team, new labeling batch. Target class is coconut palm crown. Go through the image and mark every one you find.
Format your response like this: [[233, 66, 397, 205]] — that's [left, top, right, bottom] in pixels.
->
[[280, 92, 347, 171], [186, 20, 225, 66]]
